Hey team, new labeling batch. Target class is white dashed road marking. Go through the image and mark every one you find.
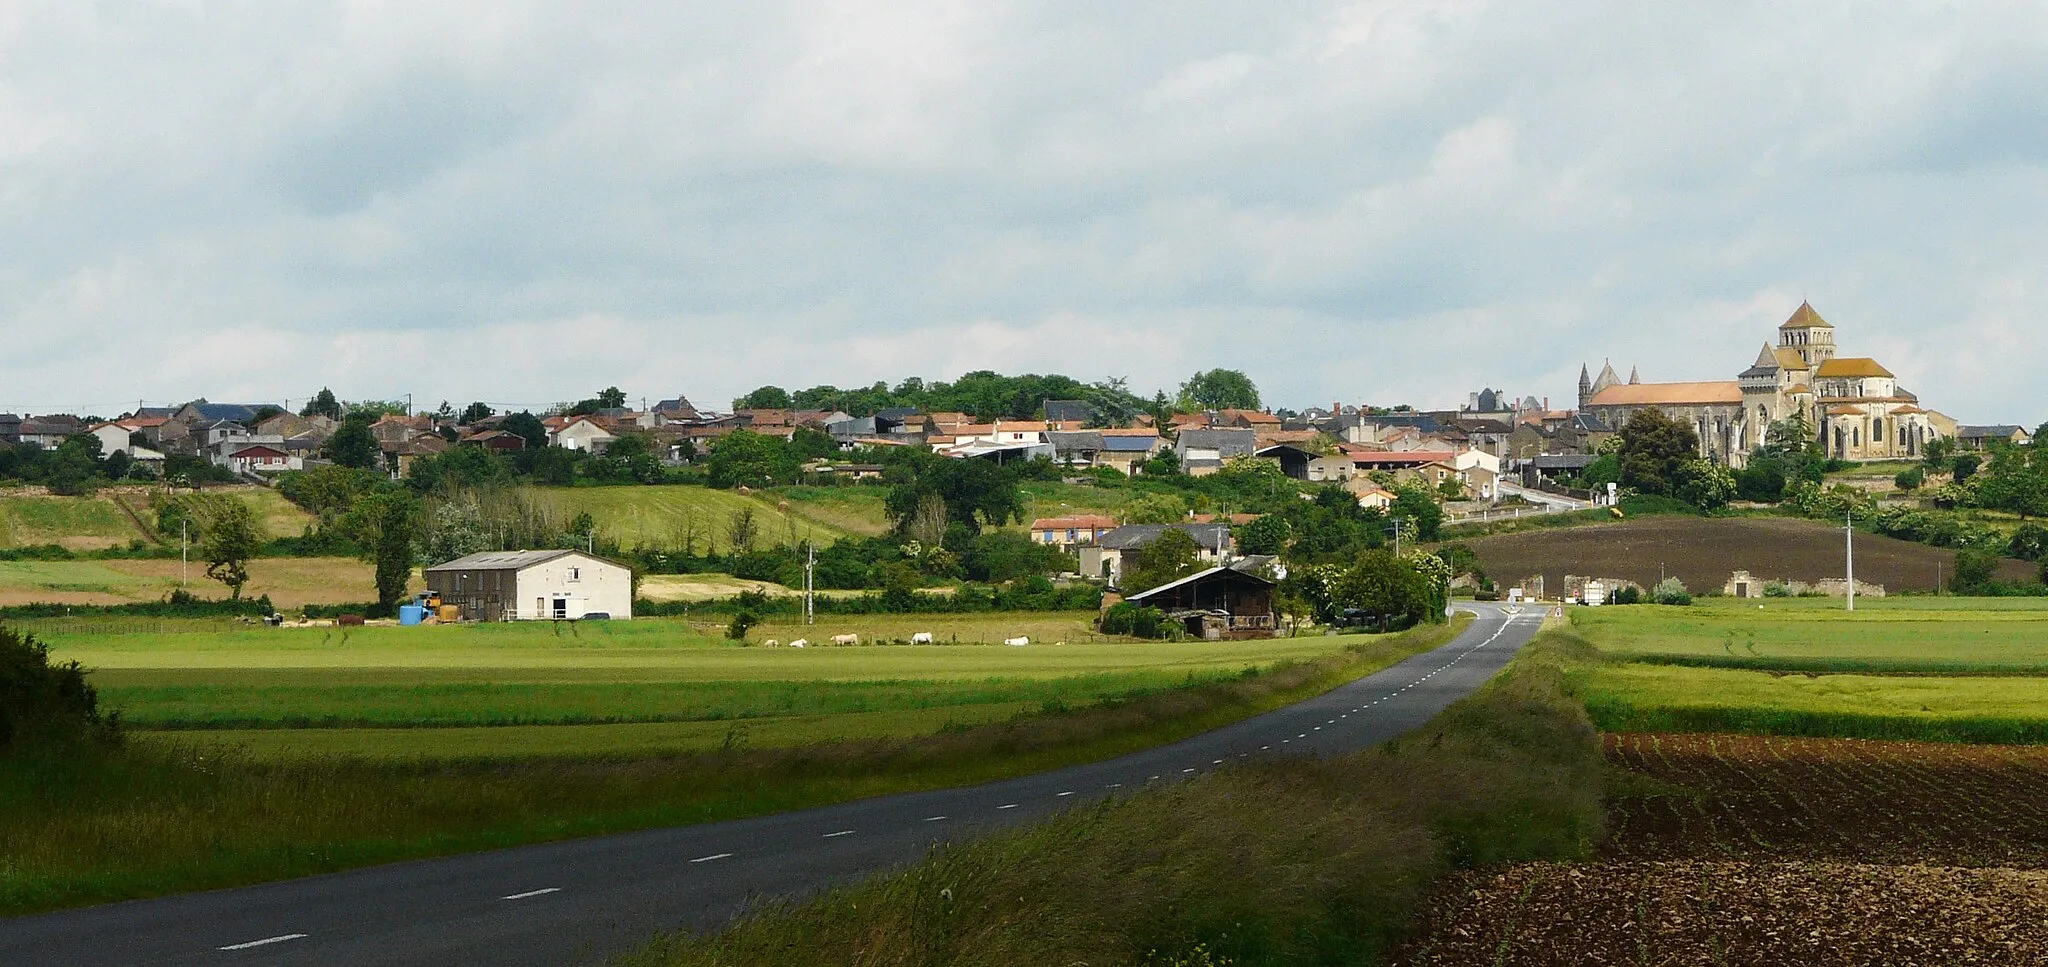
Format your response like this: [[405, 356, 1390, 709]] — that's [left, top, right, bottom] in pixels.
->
[[218, 935, 307, 951], [822, 830, 854, 838], [691, 853, 732, 863], [501, 888, 560, 901]]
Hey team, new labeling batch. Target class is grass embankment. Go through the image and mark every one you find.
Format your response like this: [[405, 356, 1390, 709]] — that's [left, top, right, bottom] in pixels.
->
[[527, 485, 863, 549], [1569, 599, 2048, 743], [0, 620, 1465, 915], [620, 628, 1603, 967]]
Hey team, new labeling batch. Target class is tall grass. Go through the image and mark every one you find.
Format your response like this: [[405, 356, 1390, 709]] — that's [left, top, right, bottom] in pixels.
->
[[0, 622, 1465, 916], [617, 629, 1604, 967]]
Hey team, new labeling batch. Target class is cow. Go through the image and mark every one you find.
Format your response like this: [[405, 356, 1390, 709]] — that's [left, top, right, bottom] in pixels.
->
[[910, 632, 934, 644], [789, 639, 807, 648], [762, 639, 780, 648], [830, 633, 859, 646], [1004, 636, 1029, 646]]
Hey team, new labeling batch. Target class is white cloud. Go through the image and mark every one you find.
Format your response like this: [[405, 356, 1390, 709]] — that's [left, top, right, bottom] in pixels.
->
[[0, 1, 2045, 426]]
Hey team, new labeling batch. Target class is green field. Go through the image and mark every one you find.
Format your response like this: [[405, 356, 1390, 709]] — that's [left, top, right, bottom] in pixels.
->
[[1569, 598, 2048, 742], [0, 556, 387, 607], [0, 492, 147, 549], [527, 485, 861, 550], [49, 615, 1357, 760]]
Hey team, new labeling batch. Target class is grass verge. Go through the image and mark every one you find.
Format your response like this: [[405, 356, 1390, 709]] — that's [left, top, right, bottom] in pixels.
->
[[616, 628, 1603, 967], [0, 621, 1465, 917]]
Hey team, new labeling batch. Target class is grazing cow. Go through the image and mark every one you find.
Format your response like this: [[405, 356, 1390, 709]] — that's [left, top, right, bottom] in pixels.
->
[[789, 639, 807, 648], [830, 633, 859, 646], [1004, 636, 1029, 646], [910, 632, 934, 644], [763, 639, 780, 648]]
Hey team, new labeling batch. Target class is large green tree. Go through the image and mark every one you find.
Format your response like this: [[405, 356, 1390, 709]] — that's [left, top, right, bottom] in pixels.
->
[[1122, 528, 1203, 593], [373, 495, 419, 614], [201, 498, 261, 599], [300, 388, 343, 420], [706, 431, 799, 488], [1618, 407, 1700, 497], [734, 386, 794, 410], [328, 415, 381, 470], [1177, 369, 1261, 411], [884, 456, 1024, 536]]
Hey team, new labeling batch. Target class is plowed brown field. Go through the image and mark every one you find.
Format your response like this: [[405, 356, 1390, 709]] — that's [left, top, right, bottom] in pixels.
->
[[1394, 733, 2048, 966]]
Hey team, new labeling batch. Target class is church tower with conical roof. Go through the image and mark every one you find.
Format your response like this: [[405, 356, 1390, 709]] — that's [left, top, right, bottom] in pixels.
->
[[1778, 301, 1837, 367]]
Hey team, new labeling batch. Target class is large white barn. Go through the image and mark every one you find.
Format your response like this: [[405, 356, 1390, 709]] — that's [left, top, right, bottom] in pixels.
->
[[424, 550, 634, 621]]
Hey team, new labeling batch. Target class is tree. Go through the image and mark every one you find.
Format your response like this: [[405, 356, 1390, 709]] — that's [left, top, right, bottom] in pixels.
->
[[1122, 528, 1202, 593], [328, 415, 381, 470], [1237, 514, 1291, 555], [44, 436, 102, 496], [501, 411, 549, 450], [707, 431, 798, 489], [1177, 369, 1261, 411], [0, 624, 118, 749], [1895, 467, 1925, 491], [201, 499, 260, 599], [373, 495, 418, 614], [2008, 523, 2048, 562], [1676, 459, 1737, 511], [1953, 549, 2000, 594], [1390, 481, 1444, 542], [301, 388, 343, 421], [727, 507, 760, 555], [458, 402, 494, 425], [1140, 450, 1181, 477], [734, 386, 793, 410], [1618, 407, 1700, 497], [1123, 492, 1189, 525], [1953, 454, 1981, 484], [884, 457, 1024, 536]]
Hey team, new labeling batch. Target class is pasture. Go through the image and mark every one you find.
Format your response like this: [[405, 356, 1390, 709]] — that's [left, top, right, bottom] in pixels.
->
[[527, 485, 860, 550], [0, 556, 389, 608], [47, 615, 1359, 760], [1565, 597, 2048, 742]]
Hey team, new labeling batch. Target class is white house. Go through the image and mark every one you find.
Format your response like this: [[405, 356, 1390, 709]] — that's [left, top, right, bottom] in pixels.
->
[[549, 417, 617, 453], [1454, 447, 1503, 500], [89, 422, 141, 456], [423, 549, 634, 621], [224, 443, 301, 474]]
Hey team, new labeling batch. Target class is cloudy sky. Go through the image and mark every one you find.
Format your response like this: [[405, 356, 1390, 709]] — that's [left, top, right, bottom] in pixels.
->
[[4, 1, 2045, 421]]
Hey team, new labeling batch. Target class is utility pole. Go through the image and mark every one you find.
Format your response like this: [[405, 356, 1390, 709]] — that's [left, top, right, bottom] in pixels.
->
[[180, 519, 188, 587], [1846, 510, 1856, 612], [804, 540, 816, 626]]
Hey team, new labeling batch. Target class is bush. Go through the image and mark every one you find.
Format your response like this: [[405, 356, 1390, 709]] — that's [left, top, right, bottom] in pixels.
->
[[1610, 585, 1642, 605], [1763, 582, 1794, 598], [0, 624, 118, 749], [1953, 549, 2001, 594], [727, 612, 759, 641], [1651, 578, 1692, 606], [1100, 601, 1173, 639], [1895, 467, 1925, 491], [2010, 523, 2048, 562]]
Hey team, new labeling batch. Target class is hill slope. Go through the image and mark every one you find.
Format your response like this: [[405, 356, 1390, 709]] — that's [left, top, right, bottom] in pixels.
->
[[1460, 515, 2036, 595]]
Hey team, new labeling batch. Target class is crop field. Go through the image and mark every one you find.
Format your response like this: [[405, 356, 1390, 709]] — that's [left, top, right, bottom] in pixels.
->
[[0, 486, 317, 551], [636, 573, 866, 602], [1460, 514, 2036, 594], [0, 556, 390, 608], [527, 485, 858, 550], [1398, 733, 2048, 965], [46, 615, 1357, 760], [771, 486, 893, 536]]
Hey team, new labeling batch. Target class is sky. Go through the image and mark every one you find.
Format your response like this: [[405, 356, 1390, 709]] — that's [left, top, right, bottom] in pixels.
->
[[4, 1, 2046, 422]]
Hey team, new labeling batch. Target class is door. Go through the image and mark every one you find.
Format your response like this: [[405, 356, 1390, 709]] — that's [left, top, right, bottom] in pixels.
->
[[552, 597, 568, 619]]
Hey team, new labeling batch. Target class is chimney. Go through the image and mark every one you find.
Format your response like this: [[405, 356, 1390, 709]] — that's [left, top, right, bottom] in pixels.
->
[[1544, 397, 1550, 412]]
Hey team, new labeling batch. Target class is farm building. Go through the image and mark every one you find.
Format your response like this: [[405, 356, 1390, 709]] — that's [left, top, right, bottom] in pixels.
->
[[424, 550, 634, 621], [1124, 563, 1277, 639]]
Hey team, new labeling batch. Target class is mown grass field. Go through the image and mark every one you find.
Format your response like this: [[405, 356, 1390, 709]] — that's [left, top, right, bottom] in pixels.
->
[[527, 485, 860, 550], [1566, 598, 2048, 742], [3, 618, 1465, 915], [0, 485, 316, 550], [47, 615, 1357, 760], [0, 556, 392, 607]]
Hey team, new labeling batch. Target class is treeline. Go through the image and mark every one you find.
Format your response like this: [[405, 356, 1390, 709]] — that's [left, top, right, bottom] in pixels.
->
[[648, 580, 1102, 619], [0, 437, 235, 495], [733, 371, 1161, 423]]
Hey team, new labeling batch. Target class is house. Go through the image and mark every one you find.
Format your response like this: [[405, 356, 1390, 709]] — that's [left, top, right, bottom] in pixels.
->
[[1345, 449, 1458, 475], [1523, 453, 1598, 483], [16, 415, 83, 449], [1096, 430, 1164, 475], [423, 549, 634, 622], [0, 414, 19, 444], [1174, 428, 1257, 476], [1957, 425, 2034, 451], [460, 429, 527, 452], [225, 443, 299, 474], [1215, 409, 1282, 431], [1042, 400, 1098, 428], [1122, 563, 1277, 639], [652, 396, 701, 421], [172, 402, 263, 426], [1080, 522, 1234, 587], [1047, 431, 1103, 468], [1254, 443, 1321, 480], [547, 416, 618, 452], [1347, 480, 1396, 510], [1030, 515, 1120, 549], [89, 422, 143, 456], [1453, 448, 1503, 499]]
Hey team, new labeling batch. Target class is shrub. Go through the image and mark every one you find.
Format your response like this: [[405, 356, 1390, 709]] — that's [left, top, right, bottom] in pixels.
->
[[1651, 578, 1692, 606], [2010, 523, 2048, 562], [1953, 549, 2001, 594], [726, 611, 759, 641], [1895, 467, 1925, 491], [0, 624, 118, 749], [1609, 585, 1642, 605], [1763, 582, 1794, 598], [1100, 601, 1173, 639]]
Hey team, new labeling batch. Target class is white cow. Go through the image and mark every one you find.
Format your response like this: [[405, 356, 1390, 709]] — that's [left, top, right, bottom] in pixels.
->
[[910, 632, 934, 644], [1004, 636, 1030, 646], [788, 639, 807, 648], [763, 639, 780, 648], [831, 633, 859, 646]]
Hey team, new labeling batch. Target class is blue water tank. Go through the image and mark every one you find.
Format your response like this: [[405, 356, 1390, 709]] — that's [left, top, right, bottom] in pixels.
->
[[398, 605, 426, 626]]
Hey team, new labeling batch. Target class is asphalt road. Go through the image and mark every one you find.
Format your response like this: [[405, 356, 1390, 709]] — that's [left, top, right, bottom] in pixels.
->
[[2, 604, 1545, 967]]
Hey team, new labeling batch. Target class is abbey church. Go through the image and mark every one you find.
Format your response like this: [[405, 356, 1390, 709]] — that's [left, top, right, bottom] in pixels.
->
[[1578, 303, 1953, 468]]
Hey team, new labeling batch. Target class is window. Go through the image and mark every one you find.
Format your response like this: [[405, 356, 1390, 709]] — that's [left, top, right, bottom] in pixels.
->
[[569, 567, 581, 581]]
